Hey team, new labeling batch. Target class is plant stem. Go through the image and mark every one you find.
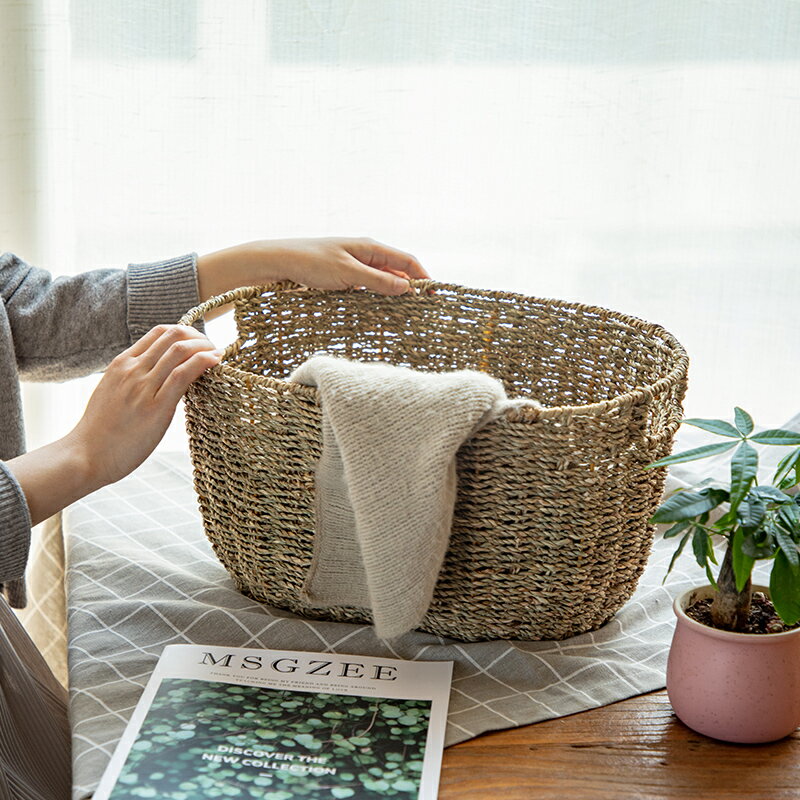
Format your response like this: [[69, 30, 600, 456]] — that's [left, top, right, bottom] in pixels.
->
[[710, 541, 751, 631]]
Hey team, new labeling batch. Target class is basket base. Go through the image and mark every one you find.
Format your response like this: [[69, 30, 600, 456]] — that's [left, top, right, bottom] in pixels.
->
[[238, 584, 624, 643]]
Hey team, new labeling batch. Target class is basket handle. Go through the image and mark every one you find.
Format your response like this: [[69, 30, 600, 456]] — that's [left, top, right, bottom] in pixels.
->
[[178, 282, 303, 327]]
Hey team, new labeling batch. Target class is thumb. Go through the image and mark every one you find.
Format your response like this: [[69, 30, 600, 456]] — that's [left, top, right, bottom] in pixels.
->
[[344, 258, 410, 295]]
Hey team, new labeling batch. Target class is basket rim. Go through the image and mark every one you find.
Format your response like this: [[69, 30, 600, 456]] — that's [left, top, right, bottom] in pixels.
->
[[180, 280, 689, 422]]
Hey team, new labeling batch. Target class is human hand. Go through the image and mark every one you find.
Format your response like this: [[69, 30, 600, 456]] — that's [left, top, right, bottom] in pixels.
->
[[8, 325, 220, 526], [196, 237, 429, 309], [69, 324, 220, 488]]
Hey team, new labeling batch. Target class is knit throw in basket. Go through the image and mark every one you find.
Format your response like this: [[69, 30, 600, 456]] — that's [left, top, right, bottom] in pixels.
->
[[180, 281, 688, 642]]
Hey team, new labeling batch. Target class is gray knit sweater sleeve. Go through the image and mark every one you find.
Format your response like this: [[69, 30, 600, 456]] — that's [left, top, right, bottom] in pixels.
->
[[0, 251, 202, 599], [0, 466, 31, 595], [3, 252, 201, 381]]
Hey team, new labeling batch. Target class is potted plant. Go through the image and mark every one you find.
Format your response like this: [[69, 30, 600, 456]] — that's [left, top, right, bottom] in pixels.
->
[[648, 408, 800, 743]]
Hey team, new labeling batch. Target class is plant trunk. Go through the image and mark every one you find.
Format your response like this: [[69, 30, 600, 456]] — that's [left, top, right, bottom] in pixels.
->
[[710, 544, 752, 631]]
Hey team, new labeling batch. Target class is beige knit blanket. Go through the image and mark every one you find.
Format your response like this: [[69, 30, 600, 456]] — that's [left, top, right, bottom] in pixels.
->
[[289, 354, 535, 639]]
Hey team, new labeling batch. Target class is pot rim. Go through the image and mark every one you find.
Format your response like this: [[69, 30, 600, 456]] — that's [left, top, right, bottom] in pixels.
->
[[673, 584, 800, 643]]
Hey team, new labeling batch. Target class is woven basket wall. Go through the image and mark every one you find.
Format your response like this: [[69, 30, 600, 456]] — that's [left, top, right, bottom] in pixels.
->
[[180, 281, 688, 642]]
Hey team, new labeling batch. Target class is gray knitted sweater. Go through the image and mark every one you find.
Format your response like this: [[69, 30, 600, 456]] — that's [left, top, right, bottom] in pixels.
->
[[0, 251, 201, 606]]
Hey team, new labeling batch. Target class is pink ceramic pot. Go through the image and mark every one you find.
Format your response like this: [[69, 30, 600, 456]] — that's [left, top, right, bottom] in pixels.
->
[[667, 585, 800, 743]]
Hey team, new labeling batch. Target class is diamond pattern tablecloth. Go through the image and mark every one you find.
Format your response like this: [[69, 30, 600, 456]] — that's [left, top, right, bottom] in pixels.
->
[[63, 448, 714, 800]]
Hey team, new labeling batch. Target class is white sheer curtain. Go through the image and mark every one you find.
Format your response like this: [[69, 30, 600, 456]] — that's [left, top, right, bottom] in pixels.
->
[[3, 0, 800, 450]]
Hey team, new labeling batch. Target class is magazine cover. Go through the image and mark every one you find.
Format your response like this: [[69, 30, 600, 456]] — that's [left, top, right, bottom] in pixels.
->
[[92, 644, 453, 800]]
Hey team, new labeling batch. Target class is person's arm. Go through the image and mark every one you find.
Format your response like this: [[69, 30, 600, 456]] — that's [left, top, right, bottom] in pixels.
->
[[1, 252, 201, 381], [195, 237, 428, 319], [5, 324, 220, 527], [2, 239, 427, 377]]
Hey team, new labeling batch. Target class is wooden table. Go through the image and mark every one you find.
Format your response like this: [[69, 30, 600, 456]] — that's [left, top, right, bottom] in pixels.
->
[[439, 688, 800, 799]]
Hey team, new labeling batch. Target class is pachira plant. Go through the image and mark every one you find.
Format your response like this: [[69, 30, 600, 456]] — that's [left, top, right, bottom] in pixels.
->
[[648, 408, 800, 632]]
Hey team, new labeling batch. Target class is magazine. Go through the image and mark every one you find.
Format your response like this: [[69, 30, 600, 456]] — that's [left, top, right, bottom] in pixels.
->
[[92, 644, 453, 800]]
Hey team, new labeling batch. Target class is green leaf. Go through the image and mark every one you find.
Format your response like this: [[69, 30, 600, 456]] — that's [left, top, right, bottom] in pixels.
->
[[691, 528, 711, 569], [362, 780, 391, 792], [651, 488, 727, 524], [778, 501, 800, 534], [663, 531, 691, 582], [775, 525, 800, 568], [737, 495, 766, 531], [663, 520, 691, 539], [731, 528, 755, 592], [682, 417, 742, 438], [770, 550, 800, 625], [741, 530, 777, 559], [733, 407, 754, 436], [774, 447, 800, 487], [712, 506, 736, 531], [749, 429, 800, 446], [729, 441, 759, 508], [348, 736, 371, 746], [293, 733, 321, 749], [750, 485, 793, 503], [646, 441, 739, 469]]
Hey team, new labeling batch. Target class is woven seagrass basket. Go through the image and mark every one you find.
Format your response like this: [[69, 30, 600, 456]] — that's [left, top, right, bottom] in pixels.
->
[[180, 281, 688, 642]]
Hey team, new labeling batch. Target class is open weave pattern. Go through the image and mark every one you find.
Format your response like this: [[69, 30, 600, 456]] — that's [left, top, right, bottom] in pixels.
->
[[180, 281, 688, 641]]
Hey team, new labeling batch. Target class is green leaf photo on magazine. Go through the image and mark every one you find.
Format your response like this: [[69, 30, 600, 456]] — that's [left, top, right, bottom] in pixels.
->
[[93, 645, 452, 800], [110, 679, 431, 800]]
